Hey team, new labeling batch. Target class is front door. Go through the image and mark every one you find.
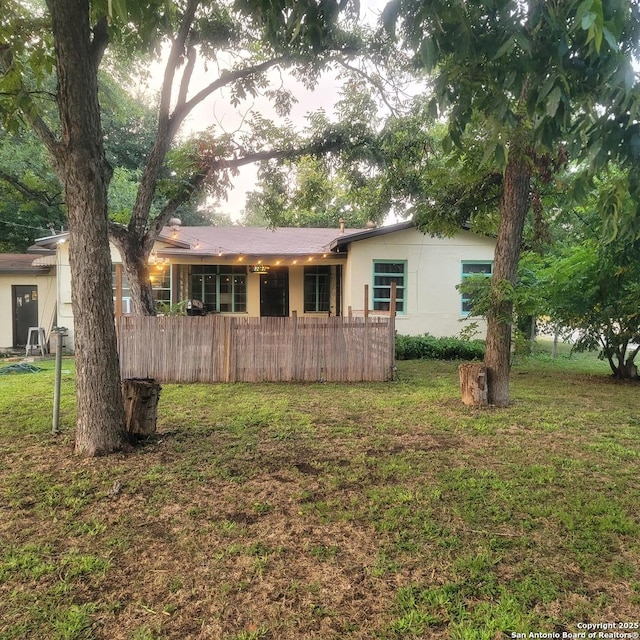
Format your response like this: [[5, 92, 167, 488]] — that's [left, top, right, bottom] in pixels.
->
[[260, 267, 289, 317], [12, 285, 38, 347]]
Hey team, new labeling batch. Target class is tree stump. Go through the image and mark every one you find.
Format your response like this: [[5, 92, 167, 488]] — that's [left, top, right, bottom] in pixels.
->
[[122, 378, 161, 439], [459, 363, 488, 407]]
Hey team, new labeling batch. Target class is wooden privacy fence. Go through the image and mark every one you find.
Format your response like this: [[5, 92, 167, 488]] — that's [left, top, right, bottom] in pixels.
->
[[117, 314, 396, 383]]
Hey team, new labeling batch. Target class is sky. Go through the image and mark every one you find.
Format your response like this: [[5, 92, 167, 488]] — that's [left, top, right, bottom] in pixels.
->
[[151, 0, 389, 223]]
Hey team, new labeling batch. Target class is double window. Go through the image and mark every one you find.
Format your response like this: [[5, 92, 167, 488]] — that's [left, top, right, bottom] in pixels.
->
[[191, 265, 247, 313], [304, 266, 331, 313], [373, 261, 405, 313], [461, 261, 493, 315]]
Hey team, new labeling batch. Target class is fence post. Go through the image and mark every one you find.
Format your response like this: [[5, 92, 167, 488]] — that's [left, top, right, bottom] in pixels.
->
[[51, 326, 68, 435], [389, 282, 397, 379], [291, 314, 299, 380], [363, 284, 369, 380]]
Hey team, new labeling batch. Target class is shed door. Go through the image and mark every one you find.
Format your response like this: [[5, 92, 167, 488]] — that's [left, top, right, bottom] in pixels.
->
[[12, 285, 38, 347], [260, 268, 289, 317]]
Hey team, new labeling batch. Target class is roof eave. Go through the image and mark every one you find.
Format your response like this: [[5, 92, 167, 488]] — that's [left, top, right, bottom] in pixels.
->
[[329, 220, 416, 252], [0, 267, 52, 275]]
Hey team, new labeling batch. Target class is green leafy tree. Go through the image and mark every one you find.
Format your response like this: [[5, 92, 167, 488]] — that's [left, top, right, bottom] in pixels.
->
[[0, 128, 65, 251], [0, 73, 169, 251], [242, 151, 383, 229], [534, 170, 640, 378], [543, 238, 640, 379], [382, 0, 640, 405], [0, 0, 362, 456]]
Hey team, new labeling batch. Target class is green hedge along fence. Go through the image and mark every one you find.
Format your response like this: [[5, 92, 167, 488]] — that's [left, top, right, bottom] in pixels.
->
[[395, 334, 485, 361]]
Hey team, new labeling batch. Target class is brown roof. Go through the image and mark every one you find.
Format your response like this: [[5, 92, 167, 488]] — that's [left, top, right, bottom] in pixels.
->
[[0, 253, 52, 273], [31, 222, 419, 258], [156, 226, 367, 257]]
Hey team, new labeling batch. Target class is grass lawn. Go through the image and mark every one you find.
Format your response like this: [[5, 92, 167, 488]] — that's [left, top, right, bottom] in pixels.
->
[[0, 347, 639, 639]]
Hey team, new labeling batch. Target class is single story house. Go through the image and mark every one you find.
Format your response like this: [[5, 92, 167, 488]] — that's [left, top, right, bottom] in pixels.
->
[[2, 221, 496, 351]]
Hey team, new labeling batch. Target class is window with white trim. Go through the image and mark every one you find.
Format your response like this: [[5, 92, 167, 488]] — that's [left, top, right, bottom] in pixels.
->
[[461, 261, 492, 315], [373, 261, 405, 313], [150, 264, 172, 307]]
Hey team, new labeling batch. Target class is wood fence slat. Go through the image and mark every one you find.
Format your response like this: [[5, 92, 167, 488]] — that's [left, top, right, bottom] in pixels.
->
[[116, 315, 394, 383]]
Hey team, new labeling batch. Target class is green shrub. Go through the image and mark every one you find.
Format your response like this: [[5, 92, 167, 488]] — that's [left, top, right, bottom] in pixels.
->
[[395, 334, 485, 361]]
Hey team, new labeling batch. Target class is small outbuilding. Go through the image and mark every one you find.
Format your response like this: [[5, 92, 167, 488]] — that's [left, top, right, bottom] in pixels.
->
[[0, 251, 57, 352]]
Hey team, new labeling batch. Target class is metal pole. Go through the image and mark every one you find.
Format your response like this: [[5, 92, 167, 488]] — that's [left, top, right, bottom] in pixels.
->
[[52, 327, 67, 435]]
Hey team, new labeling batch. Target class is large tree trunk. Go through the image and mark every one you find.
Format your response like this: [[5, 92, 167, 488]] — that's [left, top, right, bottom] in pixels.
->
[[123, 251, 157, 316], [48, 0, 127, 454], [484, 139, 532, 406], [110, 231, 157, 316]]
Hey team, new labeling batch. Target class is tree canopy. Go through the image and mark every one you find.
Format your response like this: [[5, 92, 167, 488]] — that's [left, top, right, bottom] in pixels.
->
[[0, 0, 368, 456], [0, 128, 65, 251], [380, 0, 640, 405]]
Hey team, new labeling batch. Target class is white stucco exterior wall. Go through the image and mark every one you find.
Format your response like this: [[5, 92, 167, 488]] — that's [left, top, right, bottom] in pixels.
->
[[54, 242, 75, 350], [342, 228, 496, 337]]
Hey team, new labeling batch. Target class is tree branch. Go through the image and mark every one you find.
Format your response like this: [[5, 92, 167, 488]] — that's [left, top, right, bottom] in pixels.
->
[[0, 169, 63, 208], [131, 54, 290, 238], [0, 46, 61, 165], [218, 129, 369, 171], [146, 172, 209, 248], [334, 59, 399, 115], [21, 112, 61, 171], [108, 220, 129, 245], [159, 0, 199, 126], [129, 0, 199, 238], [174, 56, 290, 130], [176, 44, 197, 111], [90, 17, 109, 72]]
